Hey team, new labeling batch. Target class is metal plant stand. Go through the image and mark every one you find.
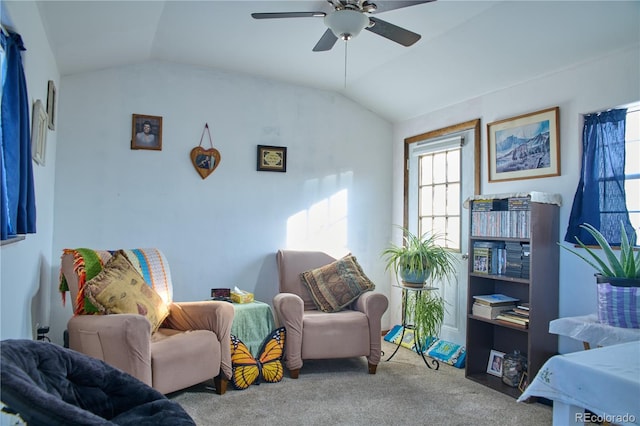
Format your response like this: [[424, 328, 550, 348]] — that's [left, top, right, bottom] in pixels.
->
[[385, 283, 440, 370]]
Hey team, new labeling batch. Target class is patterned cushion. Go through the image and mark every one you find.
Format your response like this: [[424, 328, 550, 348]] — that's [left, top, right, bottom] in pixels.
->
[[300, 254, 375, 313], [85, 250, 170, 332]]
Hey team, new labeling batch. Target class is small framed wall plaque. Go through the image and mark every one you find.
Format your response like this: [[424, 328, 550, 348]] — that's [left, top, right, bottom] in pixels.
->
[[257, 145, 287, 172]]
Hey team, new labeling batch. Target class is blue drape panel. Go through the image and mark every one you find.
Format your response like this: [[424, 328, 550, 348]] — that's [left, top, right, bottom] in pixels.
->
[[1, 30, 36, 240], [565, 108, 635, 245]]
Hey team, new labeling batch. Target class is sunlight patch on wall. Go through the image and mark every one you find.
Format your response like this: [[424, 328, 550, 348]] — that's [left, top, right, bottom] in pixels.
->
[[286, 172, 352, 258]]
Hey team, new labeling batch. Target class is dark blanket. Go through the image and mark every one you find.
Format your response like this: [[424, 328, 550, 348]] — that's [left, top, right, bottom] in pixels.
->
[[0, 339, 195, 426]]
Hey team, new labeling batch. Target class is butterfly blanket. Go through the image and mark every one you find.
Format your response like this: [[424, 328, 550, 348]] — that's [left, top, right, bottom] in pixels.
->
[[230, 327, 286, 390]]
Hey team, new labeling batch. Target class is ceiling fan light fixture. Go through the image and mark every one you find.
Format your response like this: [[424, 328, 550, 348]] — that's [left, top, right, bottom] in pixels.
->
[[325, 10, 369, 40]]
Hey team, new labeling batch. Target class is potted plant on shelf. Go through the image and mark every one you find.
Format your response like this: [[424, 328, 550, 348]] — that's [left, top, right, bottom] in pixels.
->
[[561, 222, 639, 328], [382, 227, 458, 347]]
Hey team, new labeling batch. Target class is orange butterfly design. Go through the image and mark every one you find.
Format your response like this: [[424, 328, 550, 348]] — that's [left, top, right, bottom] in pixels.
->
[[230, 327, 286, 390]]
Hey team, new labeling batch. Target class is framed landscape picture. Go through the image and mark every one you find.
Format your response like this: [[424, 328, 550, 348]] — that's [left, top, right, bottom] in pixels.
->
[[487, 107, 560, 182]]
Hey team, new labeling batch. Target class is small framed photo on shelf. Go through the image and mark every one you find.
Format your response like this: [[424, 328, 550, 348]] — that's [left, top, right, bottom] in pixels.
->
[[257, 145, 287, 172], [518, 372, 529, 393], [131, 114, 162, 150], [487, 349, 505, 377]]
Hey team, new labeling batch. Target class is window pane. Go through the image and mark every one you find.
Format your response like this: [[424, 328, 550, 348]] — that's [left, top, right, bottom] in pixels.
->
[[420, 155, 432, 185], [447, 149, 461, 183], [626, 140, 639, 175], [446, 216, 460, 251], [432, 152, 447, 184], [447, 183, 460, 216], [432, 217, 447, 243], [432, 184, 446, 216], [419, 186, 433, 216], [625, 178, 640, 211], [420, 217, 433, 237], [626, 110, 639, 141]]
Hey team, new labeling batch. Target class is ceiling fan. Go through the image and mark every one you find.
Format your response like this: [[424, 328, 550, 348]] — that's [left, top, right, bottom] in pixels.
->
[[251, 0, 434, 52]]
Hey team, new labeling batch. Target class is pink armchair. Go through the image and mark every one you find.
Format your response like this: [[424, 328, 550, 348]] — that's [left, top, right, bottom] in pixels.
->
[[273, 249, 388, 378], [60, 248, 234, 395]]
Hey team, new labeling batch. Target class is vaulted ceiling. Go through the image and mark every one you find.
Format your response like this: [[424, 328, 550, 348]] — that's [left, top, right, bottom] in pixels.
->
[[30, 0, 640, 122]]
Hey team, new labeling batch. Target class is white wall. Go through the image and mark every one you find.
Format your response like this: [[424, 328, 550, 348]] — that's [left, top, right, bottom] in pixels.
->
[[48, 61, 393, 344], [392, 46, 640, 354], [0, 1, 58, 341]]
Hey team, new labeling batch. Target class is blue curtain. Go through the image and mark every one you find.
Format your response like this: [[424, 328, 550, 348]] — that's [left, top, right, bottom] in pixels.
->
[[1, 30, 36, 241], [564, 109, 635, 245]]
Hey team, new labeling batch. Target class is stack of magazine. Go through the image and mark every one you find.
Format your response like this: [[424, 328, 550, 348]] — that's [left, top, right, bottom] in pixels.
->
[[495, 303, 530, 328], [471, 294, 518, 319]]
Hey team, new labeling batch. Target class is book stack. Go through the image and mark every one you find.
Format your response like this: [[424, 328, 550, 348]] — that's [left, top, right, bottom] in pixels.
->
[[521, 243, 531, 279], [473, 241, 506, 274], [472, 294, 518, 319], [505, 241, 523, 278], [496, 303, 530, 328]]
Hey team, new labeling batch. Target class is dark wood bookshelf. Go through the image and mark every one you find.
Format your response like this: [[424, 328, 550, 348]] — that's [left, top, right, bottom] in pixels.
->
[[465, 195, 559, 398]]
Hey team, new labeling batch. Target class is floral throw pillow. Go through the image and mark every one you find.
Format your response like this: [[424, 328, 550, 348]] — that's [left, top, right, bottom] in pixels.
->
[[300, 254, 375, 313]]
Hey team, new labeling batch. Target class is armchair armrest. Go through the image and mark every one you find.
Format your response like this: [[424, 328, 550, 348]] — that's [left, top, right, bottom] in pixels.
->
[[162, 301, 234, 379], [353, 291, 389, 365], [67, 314, 152, 386], [273, 293, 304, 370]]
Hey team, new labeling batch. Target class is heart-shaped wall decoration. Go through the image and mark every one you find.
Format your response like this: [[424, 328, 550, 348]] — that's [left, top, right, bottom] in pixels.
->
[[190, 147, 221, 179]]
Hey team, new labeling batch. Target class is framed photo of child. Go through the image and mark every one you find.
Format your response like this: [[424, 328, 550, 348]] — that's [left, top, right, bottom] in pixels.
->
[[487, 349, 505, 377]]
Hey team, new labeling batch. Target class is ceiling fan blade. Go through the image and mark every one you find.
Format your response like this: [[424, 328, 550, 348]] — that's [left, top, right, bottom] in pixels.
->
[[367, 1, 435, 14], [251, 12, 326, 19], [366, 17, 421, 47], [313, 28, 339, 52]]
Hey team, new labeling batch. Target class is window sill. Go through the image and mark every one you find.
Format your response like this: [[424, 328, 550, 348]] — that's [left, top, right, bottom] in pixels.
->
[[1, 235, 26, 246]]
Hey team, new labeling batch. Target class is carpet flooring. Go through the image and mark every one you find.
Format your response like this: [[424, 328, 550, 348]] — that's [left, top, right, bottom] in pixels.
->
[[169, 341, 556, 425]]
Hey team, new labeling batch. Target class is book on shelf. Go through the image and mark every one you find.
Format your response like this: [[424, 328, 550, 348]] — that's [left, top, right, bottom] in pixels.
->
[[512, 306, 530, 316], [473, 241, 505, 274], [472, 294, 519, 306], [496, 312, 529, 326], [496, 318, 528, 329], [508, 196, 531, 211], [471, 302, 515, 319], [516, 303, 530, 311], [472, 199, 508, 212], [499, 310, 530, 321]]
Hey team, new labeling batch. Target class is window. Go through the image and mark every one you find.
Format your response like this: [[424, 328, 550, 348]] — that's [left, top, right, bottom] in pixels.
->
[[564, 104, 638, 246], [417, 146, 461, 251]]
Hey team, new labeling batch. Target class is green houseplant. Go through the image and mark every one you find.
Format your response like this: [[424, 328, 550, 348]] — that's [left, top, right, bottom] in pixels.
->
[[382, 227, 457, 346], [561, 222, 640, 285], [561, 222, 639, 328], [382, 226, 457, 285]]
